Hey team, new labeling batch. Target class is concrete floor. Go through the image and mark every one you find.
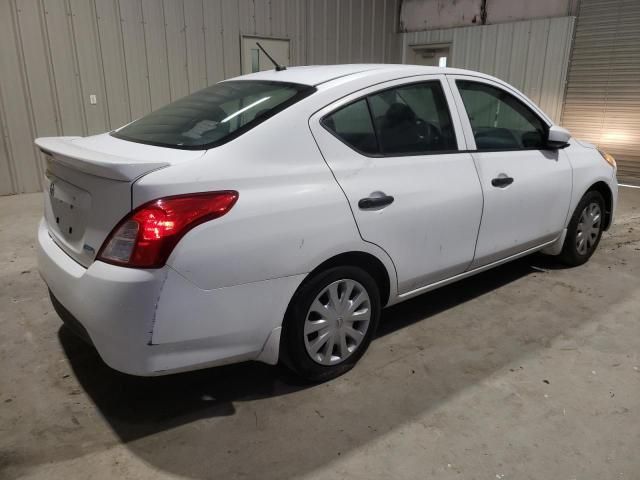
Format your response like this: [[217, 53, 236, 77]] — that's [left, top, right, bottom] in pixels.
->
[[1, 188, 639, 480]]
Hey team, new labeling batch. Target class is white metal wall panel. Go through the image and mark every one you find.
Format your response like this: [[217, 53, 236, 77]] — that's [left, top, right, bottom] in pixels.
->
[[325, 0, 338, 65], [43, 0, 85, 134], [403, 17, 575, 124], [0, 96, 13, 195], [561, 0, 640, 180], [69, 0, 110, 134], [0, 0, 402, 195], [349, 0, 363, 62], [0, 0, 42, 193], [15, 1, 59, 139], [203, 0, 226, 85], [371, 0, 386, 62], [184, 0, 208, 93], [119, 0, 152, 120], [94, 0, 131, 129], [163, 0, 190, 102], [337, 0, 352, 64], [142, 0, 172, 111]]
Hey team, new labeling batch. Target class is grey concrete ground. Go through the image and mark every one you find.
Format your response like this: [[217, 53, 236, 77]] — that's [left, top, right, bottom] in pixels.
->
[[1, 188, 639, 480]]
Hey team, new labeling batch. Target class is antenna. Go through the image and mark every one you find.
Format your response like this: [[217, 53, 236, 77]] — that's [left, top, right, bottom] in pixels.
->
[[255, 42, 287, 71]]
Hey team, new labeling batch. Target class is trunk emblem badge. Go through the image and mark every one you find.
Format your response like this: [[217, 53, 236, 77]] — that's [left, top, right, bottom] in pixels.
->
[[83, 244, 95, 254], [49, 183, 55, 197]]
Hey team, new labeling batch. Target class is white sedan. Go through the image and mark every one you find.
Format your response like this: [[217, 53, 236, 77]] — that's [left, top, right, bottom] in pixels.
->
[[36, 65, 618, 381]]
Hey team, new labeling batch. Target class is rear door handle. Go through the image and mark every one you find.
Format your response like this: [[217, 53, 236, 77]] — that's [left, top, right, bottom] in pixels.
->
[[358, 192, 394, 210], [491, 175, 514, 188]]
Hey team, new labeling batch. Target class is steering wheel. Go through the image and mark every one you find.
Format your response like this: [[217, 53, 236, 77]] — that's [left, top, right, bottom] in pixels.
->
[[415, 119, 441, 149]]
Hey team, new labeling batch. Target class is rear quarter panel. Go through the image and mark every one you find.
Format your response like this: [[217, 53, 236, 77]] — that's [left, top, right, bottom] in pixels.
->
[[132, 102, 398, 295]]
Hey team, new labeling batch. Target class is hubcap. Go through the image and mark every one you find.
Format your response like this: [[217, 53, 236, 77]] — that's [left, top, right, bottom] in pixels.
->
[[304, 279, 371, 366], [576, 202, 602, 255]]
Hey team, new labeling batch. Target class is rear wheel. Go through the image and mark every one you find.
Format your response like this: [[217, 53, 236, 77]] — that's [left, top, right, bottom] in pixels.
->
[[558, 190, 605, 266], [280, 266, 381, 382]]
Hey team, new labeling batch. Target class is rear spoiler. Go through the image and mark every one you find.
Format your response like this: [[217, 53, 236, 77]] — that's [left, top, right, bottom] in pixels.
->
[[35, 137, 169, 181]]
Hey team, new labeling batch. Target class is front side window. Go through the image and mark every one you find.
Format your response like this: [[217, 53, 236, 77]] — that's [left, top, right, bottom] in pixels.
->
[[112, 80, 314, 149], [368, 82, 457, 154], [323, 81, 457, 156], [456, 80, 547, 150]]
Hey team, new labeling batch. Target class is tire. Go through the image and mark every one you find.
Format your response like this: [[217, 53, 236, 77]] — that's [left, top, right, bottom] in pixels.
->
[[558, 190, 606, 266], [280, 266, 381, 382]]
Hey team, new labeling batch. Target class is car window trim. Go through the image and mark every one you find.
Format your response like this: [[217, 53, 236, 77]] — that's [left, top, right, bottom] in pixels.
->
[[110, 81, 316, 151], [320, 79, 460, 158], [454, 78, 550, 152]]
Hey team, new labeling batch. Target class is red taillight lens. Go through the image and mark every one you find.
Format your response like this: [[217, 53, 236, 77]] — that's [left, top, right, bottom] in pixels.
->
[[98, 191, 238, 268]]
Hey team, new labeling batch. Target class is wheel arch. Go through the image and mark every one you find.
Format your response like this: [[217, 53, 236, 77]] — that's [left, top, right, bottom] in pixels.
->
[[304, 251, 393, 307], [585, 181, 613, 230]]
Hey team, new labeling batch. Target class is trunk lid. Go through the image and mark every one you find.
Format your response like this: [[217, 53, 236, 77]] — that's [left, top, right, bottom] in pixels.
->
[[36, 134, 205, 267]]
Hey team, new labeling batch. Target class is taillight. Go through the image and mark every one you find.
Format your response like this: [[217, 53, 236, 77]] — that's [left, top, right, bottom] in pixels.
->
[[97, 191, 238, 268]]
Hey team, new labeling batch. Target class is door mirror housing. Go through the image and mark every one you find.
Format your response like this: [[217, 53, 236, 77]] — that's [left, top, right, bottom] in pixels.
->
[[546, 125, 571, 149]]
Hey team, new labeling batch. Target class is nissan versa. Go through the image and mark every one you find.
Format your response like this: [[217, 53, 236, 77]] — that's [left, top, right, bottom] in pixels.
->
[[37, 65, 618, 381]]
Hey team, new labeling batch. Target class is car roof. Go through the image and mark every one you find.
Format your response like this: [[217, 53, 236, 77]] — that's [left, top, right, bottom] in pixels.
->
[[226, 64, 489, 86]]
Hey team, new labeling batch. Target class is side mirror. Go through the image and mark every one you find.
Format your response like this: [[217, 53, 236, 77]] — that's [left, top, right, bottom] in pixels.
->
[[546, 125, 571, 149]]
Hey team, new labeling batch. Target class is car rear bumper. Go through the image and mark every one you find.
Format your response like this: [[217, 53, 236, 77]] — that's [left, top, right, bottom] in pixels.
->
[[37, 218, 304, 375]]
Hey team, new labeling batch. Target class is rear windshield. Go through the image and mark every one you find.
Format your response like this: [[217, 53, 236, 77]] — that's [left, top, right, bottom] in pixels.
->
[[111, 80, 315, 149]]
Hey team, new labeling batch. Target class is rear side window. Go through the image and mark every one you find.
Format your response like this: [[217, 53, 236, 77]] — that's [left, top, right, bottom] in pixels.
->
[[112, 81, 315, 149], [322, 81, 457, 156], [323, 99, 378, 154], [456, 80, 547, 150]]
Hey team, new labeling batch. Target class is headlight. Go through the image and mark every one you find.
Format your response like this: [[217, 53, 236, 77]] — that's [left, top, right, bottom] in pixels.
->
[[598, 149, 616, 168]]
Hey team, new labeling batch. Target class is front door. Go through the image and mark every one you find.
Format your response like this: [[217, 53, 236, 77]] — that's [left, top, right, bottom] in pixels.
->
[[449, 76, 573, 267], [310, 76, 483, 294]]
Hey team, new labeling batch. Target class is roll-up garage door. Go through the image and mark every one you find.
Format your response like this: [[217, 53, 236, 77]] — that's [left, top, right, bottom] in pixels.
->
[[561, 0, 640, 181]]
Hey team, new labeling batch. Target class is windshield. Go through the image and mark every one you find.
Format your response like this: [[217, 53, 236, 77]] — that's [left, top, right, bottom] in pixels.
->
[[112, 81, 314, 149]]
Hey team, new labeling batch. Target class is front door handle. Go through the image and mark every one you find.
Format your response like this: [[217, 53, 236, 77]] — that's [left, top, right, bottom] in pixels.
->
[[491, 175, 514, 188], [358, 192, 394, 210]]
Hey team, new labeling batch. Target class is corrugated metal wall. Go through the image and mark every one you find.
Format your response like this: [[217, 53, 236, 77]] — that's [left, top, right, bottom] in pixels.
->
[[403, 17, 576, 123], [561, 0, 640, 181], [0, 0, 403, 196]]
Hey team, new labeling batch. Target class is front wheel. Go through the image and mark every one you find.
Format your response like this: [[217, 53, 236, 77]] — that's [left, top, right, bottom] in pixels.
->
[[558, 190, 606, 266], [280, 266, 381, 382]]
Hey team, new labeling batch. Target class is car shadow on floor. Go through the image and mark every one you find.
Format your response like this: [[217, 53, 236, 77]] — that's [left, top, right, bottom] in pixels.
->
[[60, 256, 544, 439], [59, 327, 309, 442], [58, 254, 575, 479]]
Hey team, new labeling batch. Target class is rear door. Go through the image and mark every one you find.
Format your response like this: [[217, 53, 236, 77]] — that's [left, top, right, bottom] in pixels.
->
[[309, 75, 483, 294], [447, 75, 572, 267]]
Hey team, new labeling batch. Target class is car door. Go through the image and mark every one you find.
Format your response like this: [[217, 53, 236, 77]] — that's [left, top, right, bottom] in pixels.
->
[[309, 76, 483, 294], [447, 75, 573, 268]]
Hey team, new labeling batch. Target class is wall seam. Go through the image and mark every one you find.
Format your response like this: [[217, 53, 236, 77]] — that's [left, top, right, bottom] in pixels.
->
[[381, 0, 387, 62], [161, 0, 174, 99], [559, 16, 577, 125], [369, 0, 376, 61], [0, 72, 18, 194], [200, 0, 209, 85], [67, 0, 90, 135], [115, 0, 133, 121], [139, 0, 153, 110], [181, 0, 190, 92], [40, 0, 64, 136], [335, 0, 340, 63], [92, 0, 112, 129]]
